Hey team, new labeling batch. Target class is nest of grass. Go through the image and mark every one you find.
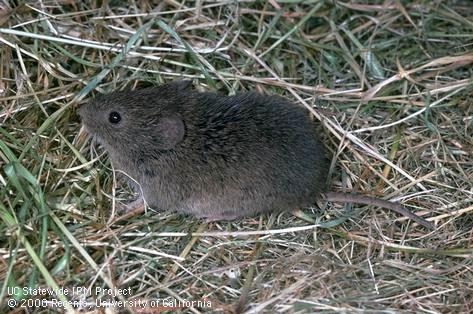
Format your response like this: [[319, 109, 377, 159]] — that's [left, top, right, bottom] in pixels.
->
[[1, 1, 472, 313]]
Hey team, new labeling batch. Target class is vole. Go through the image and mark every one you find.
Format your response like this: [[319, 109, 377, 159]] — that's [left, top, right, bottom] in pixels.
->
[[78, 80, 434, 230]]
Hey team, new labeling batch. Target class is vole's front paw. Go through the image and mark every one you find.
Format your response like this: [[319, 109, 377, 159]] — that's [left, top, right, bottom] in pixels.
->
[[116, 198, 145, 213], [111, 198, 146, 223]]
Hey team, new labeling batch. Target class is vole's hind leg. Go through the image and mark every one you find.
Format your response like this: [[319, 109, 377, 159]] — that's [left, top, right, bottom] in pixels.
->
[[199, 212, 241, 222], [204, 216, 234, 223]]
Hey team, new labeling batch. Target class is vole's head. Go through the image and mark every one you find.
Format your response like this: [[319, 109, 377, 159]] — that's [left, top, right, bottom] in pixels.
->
[[78, 80, 192, 156]]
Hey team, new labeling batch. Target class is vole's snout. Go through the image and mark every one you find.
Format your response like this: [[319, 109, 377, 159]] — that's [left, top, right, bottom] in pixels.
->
[[77, 104, 93, 137], [77, 104, 87, 119]]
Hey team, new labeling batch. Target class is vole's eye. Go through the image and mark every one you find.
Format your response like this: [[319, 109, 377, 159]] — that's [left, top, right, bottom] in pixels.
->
[[108, 111, 121, 124]]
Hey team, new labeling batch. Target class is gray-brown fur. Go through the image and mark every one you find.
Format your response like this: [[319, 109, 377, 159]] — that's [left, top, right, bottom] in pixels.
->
[[78, 80, 328, 220], [78, 80, 433, 229]]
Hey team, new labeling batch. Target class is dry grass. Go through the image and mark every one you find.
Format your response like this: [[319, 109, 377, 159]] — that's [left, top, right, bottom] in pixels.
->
[[1, 1, 472, 313]]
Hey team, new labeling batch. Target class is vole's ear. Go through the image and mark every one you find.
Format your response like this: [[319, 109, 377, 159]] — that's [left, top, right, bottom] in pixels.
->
[[156, 115, 185, 150], [167, 80, 193, 91]]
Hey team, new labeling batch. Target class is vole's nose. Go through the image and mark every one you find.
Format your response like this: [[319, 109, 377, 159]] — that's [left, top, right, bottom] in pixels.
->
[[77, 105, 85, 118], [77, 104, 90, 121]]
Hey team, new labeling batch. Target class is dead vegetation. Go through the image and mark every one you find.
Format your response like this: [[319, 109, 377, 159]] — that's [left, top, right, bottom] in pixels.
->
[[0, 1, 472, 313]]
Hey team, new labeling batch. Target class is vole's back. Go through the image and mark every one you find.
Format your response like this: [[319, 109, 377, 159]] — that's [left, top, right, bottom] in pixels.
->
[[136, 90, 329, 220]]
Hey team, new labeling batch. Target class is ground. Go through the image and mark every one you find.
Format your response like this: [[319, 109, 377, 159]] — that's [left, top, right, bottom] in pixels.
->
[[0, 1, 472, 313]]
